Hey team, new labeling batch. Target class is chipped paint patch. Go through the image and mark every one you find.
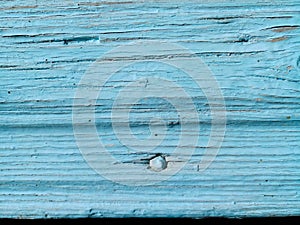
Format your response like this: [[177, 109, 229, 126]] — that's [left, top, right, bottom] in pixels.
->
[[268, 36, 288, 42], [271, 25, 299, 33]]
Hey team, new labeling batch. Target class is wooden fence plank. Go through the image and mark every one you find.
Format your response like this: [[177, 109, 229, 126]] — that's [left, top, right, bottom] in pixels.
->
[[0, 0, 299, 218]]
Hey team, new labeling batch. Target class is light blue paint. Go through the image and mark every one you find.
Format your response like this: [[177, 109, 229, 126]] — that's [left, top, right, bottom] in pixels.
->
[[0, 0, 300, 218]]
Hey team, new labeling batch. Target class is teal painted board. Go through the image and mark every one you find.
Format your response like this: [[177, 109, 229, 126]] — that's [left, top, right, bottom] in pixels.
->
[[0, 0, 300, 218]]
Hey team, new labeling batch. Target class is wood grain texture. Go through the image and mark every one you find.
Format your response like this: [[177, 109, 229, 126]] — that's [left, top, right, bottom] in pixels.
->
[[0, 0, 300, 218]]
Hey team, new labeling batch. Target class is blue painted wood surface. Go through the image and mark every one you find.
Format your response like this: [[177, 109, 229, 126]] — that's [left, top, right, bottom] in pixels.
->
[[0, 0, 300, 218]]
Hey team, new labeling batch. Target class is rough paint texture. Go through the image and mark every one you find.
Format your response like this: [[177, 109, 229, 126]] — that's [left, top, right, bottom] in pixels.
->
[[0, 0, 300, 219]]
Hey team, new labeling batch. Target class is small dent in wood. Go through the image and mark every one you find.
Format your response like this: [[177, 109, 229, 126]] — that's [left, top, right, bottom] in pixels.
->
[[296, 56, 300, 69], [168, 120, 180, 127], [237, 35, 250, 43]]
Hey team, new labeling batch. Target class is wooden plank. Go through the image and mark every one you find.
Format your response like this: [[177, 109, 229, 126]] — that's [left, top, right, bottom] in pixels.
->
[[0, 0, 299, 218]]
